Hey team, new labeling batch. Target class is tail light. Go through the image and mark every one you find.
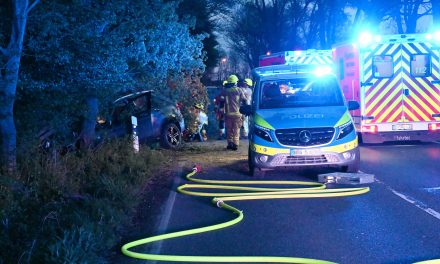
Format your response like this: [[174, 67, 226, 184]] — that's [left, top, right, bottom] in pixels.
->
[[362, 125, 378, 133], [428, 123, 439, 131]]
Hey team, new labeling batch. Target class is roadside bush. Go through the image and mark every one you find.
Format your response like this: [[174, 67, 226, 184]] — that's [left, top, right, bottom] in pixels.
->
[[0, 139, 168, 263]]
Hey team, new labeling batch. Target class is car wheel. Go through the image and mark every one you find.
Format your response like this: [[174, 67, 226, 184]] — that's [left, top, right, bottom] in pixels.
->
[[161, 122, 182, 149], [341, 149, 360, 173]]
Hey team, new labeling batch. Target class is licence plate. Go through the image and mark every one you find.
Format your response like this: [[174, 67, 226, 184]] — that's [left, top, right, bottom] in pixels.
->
[[392, 124, 413, 131], [290, 149, 321, 156]]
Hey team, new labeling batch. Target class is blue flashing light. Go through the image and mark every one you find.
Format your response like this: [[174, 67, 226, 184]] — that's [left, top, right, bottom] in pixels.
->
[[313, 66, 333, 77], [358, 31, 373, 46]]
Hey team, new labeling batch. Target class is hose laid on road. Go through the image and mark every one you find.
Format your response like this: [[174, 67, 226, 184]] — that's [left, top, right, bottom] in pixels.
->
[[121, 164, 370, 263]]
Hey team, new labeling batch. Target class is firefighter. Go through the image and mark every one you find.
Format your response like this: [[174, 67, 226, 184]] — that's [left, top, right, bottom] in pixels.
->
[[193, 103, 208, 142], [222, 74, 250, 150], [240, 78, 253, 139], [213, 81, 227, 140]]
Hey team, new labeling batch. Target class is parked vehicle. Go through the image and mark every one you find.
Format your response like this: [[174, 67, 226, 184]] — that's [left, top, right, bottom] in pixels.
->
[[241, 64, 360, 176], [333, 32, 440, 143], [108, 90, 185, 149]]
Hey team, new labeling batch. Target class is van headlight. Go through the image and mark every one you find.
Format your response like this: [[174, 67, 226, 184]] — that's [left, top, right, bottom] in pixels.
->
[[254, 125, 273, 142], [337, 121, 354, 140]]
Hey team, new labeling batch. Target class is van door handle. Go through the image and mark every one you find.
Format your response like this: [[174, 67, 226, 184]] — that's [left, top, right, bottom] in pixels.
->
[[403, 89, 410, 96]]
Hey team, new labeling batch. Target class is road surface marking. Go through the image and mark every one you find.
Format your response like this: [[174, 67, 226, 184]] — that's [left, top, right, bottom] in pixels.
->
[[374, 179, 440, 221], [150, 164, 183, 263], [389, 188, 440, 221], [422, 186, 440, 194]]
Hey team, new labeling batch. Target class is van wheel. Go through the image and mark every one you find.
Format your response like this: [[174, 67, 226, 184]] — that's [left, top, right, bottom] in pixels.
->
[[161, 123, 181, 149], [248, 146, 265, 177], [357, 132, 364, 145]]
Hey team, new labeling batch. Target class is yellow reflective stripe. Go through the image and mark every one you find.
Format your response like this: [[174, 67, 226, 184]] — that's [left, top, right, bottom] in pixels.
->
[[403, 97, 423, 121], [334, 112, 351, 127], [366, 77, 400, 113], [402, 74, 440, 112], [375, 91, 402, 123], [370, 83, 401, 121], [254, 113, 274, 130], [251, 143, 289, 156], [387, 105, 403, 122], [252, 138, 358, 156], [321, 138, 358, 153]]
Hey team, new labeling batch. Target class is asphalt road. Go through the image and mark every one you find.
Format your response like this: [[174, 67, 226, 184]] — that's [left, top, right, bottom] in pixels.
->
[[125, 140, 440, 264]]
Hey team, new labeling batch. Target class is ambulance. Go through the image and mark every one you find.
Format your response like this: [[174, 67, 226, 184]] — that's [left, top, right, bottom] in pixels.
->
[[240, 64, 360, 176], [259, 49, 333, 67], [333, 32, 440, 143]]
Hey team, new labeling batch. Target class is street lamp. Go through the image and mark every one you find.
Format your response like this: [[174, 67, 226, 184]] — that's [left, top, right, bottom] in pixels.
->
[[218, 57, 227, 82]]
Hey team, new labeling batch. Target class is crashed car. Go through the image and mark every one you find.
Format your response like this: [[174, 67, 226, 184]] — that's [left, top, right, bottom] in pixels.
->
[[104, 90, 185, 149]]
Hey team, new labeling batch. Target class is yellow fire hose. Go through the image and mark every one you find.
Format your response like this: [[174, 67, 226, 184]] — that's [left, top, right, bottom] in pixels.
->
[[121, 164, 370, 263]]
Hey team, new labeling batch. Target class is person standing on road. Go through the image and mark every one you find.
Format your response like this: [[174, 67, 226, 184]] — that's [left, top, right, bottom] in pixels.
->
[[213, 81, 226, 140], [239, 78, 253, 139], [222, 74, 250, 150]]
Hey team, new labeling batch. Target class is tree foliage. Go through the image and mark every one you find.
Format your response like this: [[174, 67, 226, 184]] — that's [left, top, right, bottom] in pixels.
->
[[13, 0, 205, 148]]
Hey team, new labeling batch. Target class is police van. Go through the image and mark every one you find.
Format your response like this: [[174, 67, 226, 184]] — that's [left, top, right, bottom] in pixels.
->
[[240, 64, 360, 176]]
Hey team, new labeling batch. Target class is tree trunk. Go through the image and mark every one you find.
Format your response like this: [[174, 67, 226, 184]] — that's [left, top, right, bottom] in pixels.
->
[[0, 78, 17, 172], [78, 95, 98, 149], [0, 0, 35, 172]]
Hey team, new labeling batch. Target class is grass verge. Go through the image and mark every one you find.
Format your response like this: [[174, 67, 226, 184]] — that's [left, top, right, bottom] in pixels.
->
[[0, 138, 169, 263]]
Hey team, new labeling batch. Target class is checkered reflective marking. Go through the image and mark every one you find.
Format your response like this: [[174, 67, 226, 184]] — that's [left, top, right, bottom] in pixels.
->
[[289, 55, 333, 65], [362, 42, 440, 124], [400, 42, 440, 122]]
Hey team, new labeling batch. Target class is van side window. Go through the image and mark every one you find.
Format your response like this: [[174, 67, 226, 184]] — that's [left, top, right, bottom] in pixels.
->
[[410, 54, 431, 77], [372, 55, 393, 78]]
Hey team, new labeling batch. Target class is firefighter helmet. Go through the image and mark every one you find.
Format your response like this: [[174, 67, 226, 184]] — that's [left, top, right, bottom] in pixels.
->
[[227, 74, 238, 84], [244, 78, 253, 87], [194, 103, 204, 110]]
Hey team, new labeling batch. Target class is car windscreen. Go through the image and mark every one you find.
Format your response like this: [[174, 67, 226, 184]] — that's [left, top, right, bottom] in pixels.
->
[[259, 77, 344, 109]]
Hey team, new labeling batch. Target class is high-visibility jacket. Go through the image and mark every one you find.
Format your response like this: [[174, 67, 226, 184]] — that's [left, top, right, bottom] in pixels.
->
[[222, 86, 250, 117]]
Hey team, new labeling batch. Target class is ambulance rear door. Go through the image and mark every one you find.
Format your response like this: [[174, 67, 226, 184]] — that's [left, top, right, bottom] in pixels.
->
[[360, 42, 404, 129], [400, 41, 440, 127]]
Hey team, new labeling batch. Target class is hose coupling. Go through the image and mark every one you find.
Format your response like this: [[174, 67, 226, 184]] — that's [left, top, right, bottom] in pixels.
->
[[216, 199, 224, 208], [193, 164, 202, 173]]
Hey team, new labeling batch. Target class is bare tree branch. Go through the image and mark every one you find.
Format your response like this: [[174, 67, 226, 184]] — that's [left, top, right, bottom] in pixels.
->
[[27, 0, 40, 13]]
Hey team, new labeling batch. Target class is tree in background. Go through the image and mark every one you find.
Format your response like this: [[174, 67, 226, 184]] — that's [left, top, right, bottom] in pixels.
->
[[350, 0, 432, 34], [218, 0, 435, 70], [224, 0, 291, 69], [178, 0, 220, 70], [0, 0, 39, 172]]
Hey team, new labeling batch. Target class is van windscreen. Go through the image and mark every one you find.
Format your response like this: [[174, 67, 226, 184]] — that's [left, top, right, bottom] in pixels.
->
[[259, 77, 344, 109]]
